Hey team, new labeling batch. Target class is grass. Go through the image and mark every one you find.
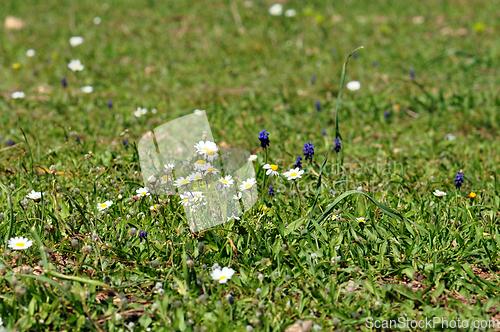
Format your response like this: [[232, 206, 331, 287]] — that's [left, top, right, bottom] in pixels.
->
[[1, 0, 500, 331]]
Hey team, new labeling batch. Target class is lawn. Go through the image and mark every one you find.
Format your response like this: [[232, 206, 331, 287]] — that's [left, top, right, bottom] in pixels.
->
[[1, 0, 500, 331]]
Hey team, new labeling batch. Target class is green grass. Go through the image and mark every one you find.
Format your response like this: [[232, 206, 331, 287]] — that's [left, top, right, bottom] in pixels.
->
[[1, 0, 500, 331]]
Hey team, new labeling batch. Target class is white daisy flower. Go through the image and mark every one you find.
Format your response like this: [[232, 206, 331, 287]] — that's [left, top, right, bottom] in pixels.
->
[[203, 164, 220, 176], [164, 164, 175, 172], [174, 177, 191, 187], [26, 49, 36, 57], [68, 59, 84, 72], [283, 168, 304, 181], [284, 9, 296, 17], [150, 204, 160, 211], [193, 159, 207, 170], [330, 214, 341, 221], [136, 187, 151, 196], [356, 217, 366, 223], [0, 316, 2, 326], [239, 178, 257, 191], [97, 200, 113, 211], [211, 266, 235, 284], [8, 237, 33, 250], [81, 86, 93, 93], [12, 91, 25, 99], [188, 172, 204, 182], [69, 36, 84, 47], [194, 109, 205, 116], [26, 190, 42, 202], [433, 190, 447, 198], [148, 175, 157, 184], [180, 193, 193, 206], [233, 191, 242, 200], [346, 81, 361, 91], [268, 3, 283, 16], [160, 174, 170, 184], [219, 175, 234, 187], [263, 164, 280, 177], [248, 155, 257, 162], [93, 17, 102, 25], [194, 141, 219, 162], [191, 191, 204, 202]]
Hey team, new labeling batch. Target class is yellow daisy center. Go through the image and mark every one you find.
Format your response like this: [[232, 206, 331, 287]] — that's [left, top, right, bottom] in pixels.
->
[[270, 164, 278, 171], [219, 275, 227, 281], [221, 180, 228, 184], [203, 147, 215, 155], [180, 179, 190, 185], [245, 183, 252, 189], [207, 167, 215, 172], [195, 175, 202, 179], [195, 160, 206, 165], [16, 243, 25, 247], [183, 198, 189, 202], [100, 204, 107, 208], [161, 175, 169, 181], [290, 172, 297, 177]]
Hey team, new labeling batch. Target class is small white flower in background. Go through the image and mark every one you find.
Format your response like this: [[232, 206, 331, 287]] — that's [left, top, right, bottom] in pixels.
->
[[69, 36, 84, 47], [26, 190, 42, 202], [68, 59, 84, 72], [283, 167, 304, 181], [26, 49, 36, 57], [331, 256, 341, 263], [239, 178, 257, 191], [233, 191, 242, 200], [263, 164, 280, 177], [8, 236, 33, 250], [93, 17, 101, 25], [152, 108, 157, 114], [0, 316, 3, 326], [444, 133, 456, 141], [330, 214, 340, 221], [164, 164, 174, 172], [356, 217, 366, 223], [284, 9, 296, 17], [211, 266, 235, 284], [174, 177, 191, 188], [12, 91, 25, 99], [227, 214, 241, 221], [248, 155, 257, 162], [268, 3, 283, 16], [433, 190, 447, 198], [194, 109, 204, 116], [148, 175, 157, 184], [311, 253, 318, 259], [97, 200, 113, 211], [134, 107, 147, 117], [81, 86, 93, 93], [136, 187, 151, 196], [346, 81, 361, 91]]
